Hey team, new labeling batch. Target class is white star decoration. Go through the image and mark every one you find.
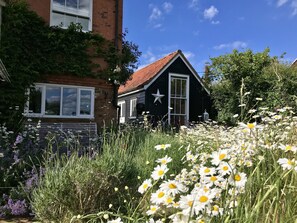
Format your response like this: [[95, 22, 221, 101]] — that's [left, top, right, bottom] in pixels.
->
[[152, 89, 164, 104]]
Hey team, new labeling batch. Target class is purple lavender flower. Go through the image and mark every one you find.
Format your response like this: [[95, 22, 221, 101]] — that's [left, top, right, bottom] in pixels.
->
[[14, 134, 23, 145], [7, 199, 27, 216]]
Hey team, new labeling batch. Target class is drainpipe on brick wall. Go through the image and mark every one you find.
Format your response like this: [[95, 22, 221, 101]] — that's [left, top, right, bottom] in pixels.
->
[[113, 0, 121, 126]]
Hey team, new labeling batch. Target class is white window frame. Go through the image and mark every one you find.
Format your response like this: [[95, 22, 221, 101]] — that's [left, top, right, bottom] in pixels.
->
[[25, 83, 95, 119], [168, 73, 189, 125], [129, 98, 137, 118], [50, 0, 93, 31], [118, 100, 126, 123]]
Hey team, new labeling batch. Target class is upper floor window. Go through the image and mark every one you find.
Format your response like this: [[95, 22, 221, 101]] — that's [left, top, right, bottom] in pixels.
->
[[51, 0, 92, 31], [25, 83, 95, 119]]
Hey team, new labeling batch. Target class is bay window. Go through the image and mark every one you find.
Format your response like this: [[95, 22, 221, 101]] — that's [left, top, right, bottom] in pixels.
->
[[26, 83, 94, 118]]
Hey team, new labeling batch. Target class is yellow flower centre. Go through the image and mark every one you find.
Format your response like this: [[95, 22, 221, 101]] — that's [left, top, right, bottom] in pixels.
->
[[160, 144, 165, 149], [199, 195, 209, 203], [166, 197, 173, 203], [287, 159, 294, 165], [210, 176, 217, 182], [247, 123, 255, 129], [151, 206, 157, 211], [203, 186, 209, 192], [158, 192, 165, 198], [158, 170, 164, 176], [213, 205, 219, 211], [169, 183, 177, 189], [204, 168, 210, 173], [188, 200, 193, 207], [285, 145, 292, 151], [234, 174, 241, 181], [219, 153, 226, 160], [143, 184, 148, 189], [223, 166, 229, 171], [161, 160, 167, 164]]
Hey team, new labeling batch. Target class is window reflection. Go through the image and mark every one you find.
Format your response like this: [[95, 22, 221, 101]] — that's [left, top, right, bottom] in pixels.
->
[[80, 90, 91, 115], [45, 87, 61, 115], [62, 88, 77, 116]]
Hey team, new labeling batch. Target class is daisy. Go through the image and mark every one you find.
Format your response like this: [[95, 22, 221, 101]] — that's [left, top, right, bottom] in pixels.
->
[[156, 155, 173, 165], [151, 164, 169, 180], [179, 194, 196, 216], [211, 149, 229, 166], [155, 144, 171, 150], [160, 180, 187, 196], [279, 144, 297, 154], [169, 212, 190, 223], [199, 166, 216, 177], [229, 172, 247, 188], [216, 162, 232, 176], [207, 205, 224, 216], [151, 189, 167, 204], [277, 158, 296, 170], [138, 179, 152, 194], [146, 205, 160, 215], [107, 217, 123, 223], [192, 187, 216, 213], [203, 174, 224, 187]]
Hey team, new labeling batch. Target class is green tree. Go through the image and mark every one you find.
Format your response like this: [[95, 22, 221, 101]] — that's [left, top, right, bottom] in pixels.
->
[[209, 48, 275, 123]]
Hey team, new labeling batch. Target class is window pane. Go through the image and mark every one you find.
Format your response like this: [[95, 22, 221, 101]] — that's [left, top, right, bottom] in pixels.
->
[[176, 79, 181, 97], [53, 0, 65, 6], [45, 87, 61, 115], [181, 80, 186, 97], [80, 90, 91, 115], [181, 99, 186, 114], [64, 14, 77, 27], [52, 12, 64, 27], [29, 87, 42, 114], [62, 88, 77, 116], [66, 0, 78, 9], [79, 0, 90, 12], [171, 79, 176, 96], [77, 17, 89, 31]]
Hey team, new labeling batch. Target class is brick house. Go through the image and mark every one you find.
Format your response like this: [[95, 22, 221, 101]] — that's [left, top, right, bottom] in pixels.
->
[[19, 0, 123, 132]]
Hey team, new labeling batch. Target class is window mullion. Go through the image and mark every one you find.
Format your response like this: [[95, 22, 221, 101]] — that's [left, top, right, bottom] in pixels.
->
[[60, 87, 63, 116], [78, 89, 81, 117]]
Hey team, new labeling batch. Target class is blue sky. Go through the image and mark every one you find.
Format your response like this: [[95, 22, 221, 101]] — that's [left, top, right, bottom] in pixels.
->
[[123, 0, 297, 75]]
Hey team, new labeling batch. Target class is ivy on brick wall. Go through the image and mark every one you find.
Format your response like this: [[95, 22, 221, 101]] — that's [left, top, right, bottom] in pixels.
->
[[0, 0, 140, 129]]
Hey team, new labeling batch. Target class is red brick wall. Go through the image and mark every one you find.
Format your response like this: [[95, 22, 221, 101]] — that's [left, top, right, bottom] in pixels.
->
[[37, 75, 117, 127], [24, 0, 123, 127], [26, 0, 123, 43]]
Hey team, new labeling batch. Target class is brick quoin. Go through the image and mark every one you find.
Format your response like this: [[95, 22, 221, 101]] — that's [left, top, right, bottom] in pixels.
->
[[24, 0, 123, 129]]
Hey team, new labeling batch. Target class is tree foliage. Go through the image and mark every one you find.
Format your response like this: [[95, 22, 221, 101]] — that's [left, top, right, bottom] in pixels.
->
[[0, 0, 141, 128], [208, 48, 297, 123]]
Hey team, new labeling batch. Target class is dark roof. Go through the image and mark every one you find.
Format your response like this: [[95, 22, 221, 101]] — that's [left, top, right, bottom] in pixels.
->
[[119, 50, 180, 94]]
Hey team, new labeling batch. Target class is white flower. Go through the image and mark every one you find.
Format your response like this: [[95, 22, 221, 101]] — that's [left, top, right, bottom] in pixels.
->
[[138, 179, 152, 194], [199, 166, 216, 177], [150, 189, 167, 204], [151, 164, 169, 180], [107, 217, 123, 223], [155, 144, 171, 150], [211, 149, 229, 166], [146, 205, 159, 215], [216, 162, 232, 176], [156, 155, 173, 165], [279, 144, 297, 154], [229, 172, 247, 188], [277, 158, 295, 170], [160, 180, 187, 196]]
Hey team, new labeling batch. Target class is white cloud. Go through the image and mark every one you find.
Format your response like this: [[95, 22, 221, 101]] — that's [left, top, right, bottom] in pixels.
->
[[163, 2, 173, 13], [149, 6, 162, 21], [204, 5, 219, 20], [275, 0, 297, 16], [211, 20, 220, 25], [153, 23, 163, 29], [291, 0, 297, 15], [189, 0, 199, 10], [214, 41, 248, 50], [277, 0, 289, 7], [183, 51, 195, 60]]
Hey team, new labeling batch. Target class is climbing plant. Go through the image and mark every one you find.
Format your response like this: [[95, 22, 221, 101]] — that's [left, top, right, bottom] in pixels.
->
[[0, 0, 141, 129]]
